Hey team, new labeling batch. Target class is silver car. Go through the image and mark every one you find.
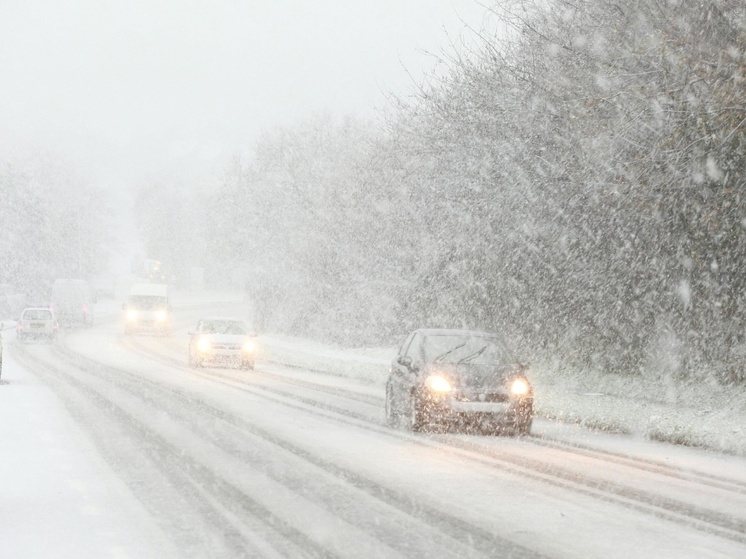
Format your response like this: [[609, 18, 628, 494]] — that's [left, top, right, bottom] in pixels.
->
[[188, 317, 256, 370], [17, 307, 58, 343], [385, 329, 534, 435]]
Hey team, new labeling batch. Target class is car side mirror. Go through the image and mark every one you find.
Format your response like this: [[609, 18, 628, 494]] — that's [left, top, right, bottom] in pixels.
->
[[121, 303, 128, 311], [397, 355, 413, 369], [187, 331, 195, 336], [249, 331, 257, 337]]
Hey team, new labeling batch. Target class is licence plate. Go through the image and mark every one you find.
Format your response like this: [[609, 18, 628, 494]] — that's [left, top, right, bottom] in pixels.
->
[[450, 401, 509, 413], [31, 323, 45, 329]]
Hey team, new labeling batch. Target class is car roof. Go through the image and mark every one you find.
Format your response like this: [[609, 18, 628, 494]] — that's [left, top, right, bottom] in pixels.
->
[[22, 307, 55, 314]]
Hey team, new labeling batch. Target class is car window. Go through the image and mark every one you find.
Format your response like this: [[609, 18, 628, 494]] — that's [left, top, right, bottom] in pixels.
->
[[405, 332, 422, 359], [398, 332, 415, 357], [129, 295, 167, 309], [422, 334, 505, 365], [23, 309, 53, 320], [201, 320, 247, 335]]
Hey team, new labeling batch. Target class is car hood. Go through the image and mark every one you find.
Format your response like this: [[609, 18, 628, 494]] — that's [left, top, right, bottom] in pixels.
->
[[424, 363, 525, 390]]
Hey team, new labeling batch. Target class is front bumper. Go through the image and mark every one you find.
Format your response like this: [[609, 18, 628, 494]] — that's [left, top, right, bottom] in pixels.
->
[[18, 323, 56, 338], [450, 401, 512, 414], [196, 349, 254, 366], [423, 393, 533, 426]]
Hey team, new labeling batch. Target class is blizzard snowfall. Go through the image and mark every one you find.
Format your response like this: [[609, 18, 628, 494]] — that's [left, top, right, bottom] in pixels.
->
[[1, 293, 745, 558]]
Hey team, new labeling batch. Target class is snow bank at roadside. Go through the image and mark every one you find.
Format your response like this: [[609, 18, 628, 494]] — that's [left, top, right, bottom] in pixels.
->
[[258, 334, 746, 457], [533, 362, 746, 457], [259, 334, 389, 385]]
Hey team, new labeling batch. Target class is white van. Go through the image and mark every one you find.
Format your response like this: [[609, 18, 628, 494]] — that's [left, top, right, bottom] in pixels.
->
[[123, 283, 171, 335]]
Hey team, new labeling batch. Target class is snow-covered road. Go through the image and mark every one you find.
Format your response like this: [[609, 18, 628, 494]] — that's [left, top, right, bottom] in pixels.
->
[[2, 298, 746, 558]]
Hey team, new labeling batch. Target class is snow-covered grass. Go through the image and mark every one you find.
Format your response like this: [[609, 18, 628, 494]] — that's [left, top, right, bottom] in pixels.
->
[[257, 334, 746, 457], [532, 361, 746, 456]]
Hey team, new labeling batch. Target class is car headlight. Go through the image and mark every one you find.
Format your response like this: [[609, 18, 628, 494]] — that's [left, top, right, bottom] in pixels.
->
[[126, 309, 138, 321], [242, 341, 255, 353], [425, 375, 452, 393], [197, 337, 211, 352], [510, 378, 530, 396], [155, 310, 168, 322]]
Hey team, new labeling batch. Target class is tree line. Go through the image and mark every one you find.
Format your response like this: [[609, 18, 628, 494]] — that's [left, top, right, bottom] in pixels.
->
[[0, 155, 109, 304], [140, 0, 746, 383]]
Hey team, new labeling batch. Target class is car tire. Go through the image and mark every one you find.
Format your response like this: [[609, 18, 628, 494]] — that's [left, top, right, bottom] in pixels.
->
[[512, 403, 533, 436], [514, 417, 533, 436], [385, 384, 398, 428], [408, 391, 427, 432]]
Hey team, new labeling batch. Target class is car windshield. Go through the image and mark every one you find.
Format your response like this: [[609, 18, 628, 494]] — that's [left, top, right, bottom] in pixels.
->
[[201, 320, 247, 335], [23, 309, 52, 320], [129, 295, 167, 309], [424, 334, 506, 365]]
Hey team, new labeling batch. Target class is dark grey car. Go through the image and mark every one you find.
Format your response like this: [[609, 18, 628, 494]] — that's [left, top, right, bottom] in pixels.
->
[[385, 328, 534, 435]]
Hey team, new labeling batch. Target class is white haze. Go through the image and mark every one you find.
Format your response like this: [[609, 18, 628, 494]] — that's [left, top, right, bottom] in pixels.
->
[[0, 0, 489, 187]]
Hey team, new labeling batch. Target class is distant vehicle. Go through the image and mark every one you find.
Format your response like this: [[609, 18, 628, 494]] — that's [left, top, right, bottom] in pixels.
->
[[123, 283, 171, 335], [188, 317, 256, 370], [0, 284, 26, 319], [131, 256, 175, 284], [50, 279, 95, 327], [16, 307, 58, 343], [385, 328, 534, 435]]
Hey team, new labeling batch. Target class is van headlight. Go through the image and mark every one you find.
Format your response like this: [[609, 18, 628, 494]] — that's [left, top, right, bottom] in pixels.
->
[[155, 310, 168, 322], [242, 341, 255, 353], [126, 309, 138, 321], [197, 337, 211, 352]]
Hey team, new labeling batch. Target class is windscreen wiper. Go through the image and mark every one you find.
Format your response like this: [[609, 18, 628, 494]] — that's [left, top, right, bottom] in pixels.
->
[[434, 342, 466, 363], [458, 345, 487, 364]]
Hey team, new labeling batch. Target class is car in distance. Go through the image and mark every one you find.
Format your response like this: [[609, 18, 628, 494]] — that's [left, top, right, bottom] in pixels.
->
[[385, 328, 534, 435], [123, 283, 172, 336], [16, 307, 58, 343], [188, 317, 256, 370]]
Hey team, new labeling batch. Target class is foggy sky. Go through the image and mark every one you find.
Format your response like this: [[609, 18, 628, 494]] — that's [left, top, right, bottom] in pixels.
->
[[0, 0, 489, 188]]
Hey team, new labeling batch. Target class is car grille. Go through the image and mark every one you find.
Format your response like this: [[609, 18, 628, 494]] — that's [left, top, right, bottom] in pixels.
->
[[212, 343, 242, 350]]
